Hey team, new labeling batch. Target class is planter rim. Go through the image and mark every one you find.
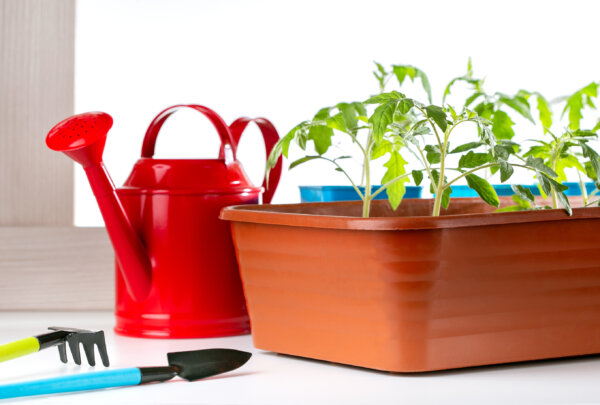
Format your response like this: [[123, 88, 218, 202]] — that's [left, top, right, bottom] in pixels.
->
[[221, 199, 600, 231]]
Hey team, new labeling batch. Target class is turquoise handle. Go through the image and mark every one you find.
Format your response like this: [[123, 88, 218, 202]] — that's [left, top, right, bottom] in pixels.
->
[[0, 368, 141, 399]]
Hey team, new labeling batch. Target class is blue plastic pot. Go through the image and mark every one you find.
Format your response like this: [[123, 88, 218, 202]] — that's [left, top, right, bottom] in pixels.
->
[[449, 182, 597, 198], [299, 185, 422, 202]]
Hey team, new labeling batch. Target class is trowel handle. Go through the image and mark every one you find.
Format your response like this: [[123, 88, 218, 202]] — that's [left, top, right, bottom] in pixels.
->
[[225, 117, 282, 204], [141, 104, 237, 163]]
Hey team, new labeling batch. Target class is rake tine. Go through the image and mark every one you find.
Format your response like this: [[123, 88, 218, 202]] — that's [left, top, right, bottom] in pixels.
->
[[57, 343, 68, 364], [67, 337, 82, 366], [82, 342, 96, 367], [95, 332, 110, 367]]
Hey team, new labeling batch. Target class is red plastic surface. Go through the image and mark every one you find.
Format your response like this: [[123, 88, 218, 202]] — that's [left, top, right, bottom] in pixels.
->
[[46, 106, 282, 338], [220, 117, 282, 203], [46, 112, 153, 302]]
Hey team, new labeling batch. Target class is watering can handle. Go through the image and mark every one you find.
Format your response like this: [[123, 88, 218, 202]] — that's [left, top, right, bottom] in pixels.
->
[[220, 117, 282, 204], [141, 104, 237, 163]]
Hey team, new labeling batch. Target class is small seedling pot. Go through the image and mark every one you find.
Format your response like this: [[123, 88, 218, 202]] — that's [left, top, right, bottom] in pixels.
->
[[299, 185, 422, 202], [221, 199, 600, 372]]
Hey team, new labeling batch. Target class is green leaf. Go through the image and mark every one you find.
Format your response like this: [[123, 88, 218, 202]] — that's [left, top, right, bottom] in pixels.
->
[[424, 144, 441, 164], [450, 141, 483, 154], [493, 145, 510, 160], [369, 101, 396, 143], [313, 107, 331, 121], [382, 151, 409, 210], [308, 125, 333, 155], [525, 156, 558, 178], [352, 102, 367, 117], [397, 98, 414, 114], [499, 161, 514, 182], [593, 119, 600, 132], [498, 94, 535, 123], [491, 110, 515, 140], [535, 93, 553, 132], [337, 102, 358, 134], [511, 185, 535, 202], [371, 140, 392, 160], [466, 173, 500, 207], [326, 113, 346, 132], [364, 91, 405, 104], [465, 92, 484, 107], [581, 142, 600, 182], [412, 170, 423, 186], [424, 105, 448, 132], [416, 70, 433, 104], [458, 151, 491, 168], [289, 156, 321, 170]]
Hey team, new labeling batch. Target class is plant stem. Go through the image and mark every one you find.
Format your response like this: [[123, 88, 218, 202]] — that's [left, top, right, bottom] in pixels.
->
[[432, 129, 449, 217], [361, 132, 374, 218], [578, 171, 588, 205]]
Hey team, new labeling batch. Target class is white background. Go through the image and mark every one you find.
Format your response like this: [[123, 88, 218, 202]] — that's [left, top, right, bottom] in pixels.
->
[[75, 0, 600, 225]]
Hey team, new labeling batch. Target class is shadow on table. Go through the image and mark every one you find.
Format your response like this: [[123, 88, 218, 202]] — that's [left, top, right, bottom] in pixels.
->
[[261, 351, 600, 376]]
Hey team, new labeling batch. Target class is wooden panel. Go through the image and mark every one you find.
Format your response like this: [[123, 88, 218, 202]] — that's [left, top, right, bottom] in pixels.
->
[[0, 227, 114, 310], [0, 0, 75, 226]]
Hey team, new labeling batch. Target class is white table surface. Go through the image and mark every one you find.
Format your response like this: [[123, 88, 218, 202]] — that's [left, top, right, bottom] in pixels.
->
[[1, 312, 600, 404]]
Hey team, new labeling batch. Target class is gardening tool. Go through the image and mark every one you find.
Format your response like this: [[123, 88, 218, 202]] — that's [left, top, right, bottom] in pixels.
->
[[45, 105, 282, 338], [0, 327, 109, 366], [0, 348, 251, 399]]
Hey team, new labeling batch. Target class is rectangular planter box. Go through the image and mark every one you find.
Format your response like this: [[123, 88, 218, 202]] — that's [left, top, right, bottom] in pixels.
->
[[221, 199, 600, 372]]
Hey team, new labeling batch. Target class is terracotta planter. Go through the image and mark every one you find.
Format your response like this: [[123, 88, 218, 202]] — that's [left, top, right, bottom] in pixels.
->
[[221, 199, 600, 372]]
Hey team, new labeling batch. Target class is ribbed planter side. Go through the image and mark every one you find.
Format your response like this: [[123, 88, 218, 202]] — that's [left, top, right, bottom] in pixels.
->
[[224, 200, 600, 372]]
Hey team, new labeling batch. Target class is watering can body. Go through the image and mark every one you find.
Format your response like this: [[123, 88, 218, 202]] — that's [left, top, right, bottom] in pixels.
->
[[46, 105, 282, 339]]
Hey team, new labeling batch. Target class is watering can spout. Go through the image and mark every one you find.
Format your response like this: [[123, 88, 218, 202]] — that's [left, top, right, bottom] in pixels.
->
[[46, 112, 152, 302]]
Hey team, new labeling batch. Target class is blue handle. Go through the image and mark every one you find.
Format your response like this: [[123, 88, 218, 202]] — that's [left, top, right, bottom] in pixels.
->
[[0, 368, 141, 399]]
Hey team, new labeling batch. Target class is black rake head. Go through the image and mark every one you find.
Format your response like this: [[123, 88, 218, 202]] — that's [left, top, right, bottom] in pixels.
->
[[47, 326, 109, 367]]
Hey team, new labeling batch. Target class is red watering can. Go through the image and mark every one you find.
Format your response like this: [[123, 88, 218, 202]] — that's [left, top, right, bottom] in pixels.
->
[[45, 104, 282, 338]]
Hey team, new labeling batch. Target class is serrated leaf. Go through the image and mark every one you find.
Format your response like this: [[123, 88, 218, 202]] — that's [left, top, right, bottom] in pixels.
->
[[337, 102, 358, 135], [499, 161, 514, 182], [535, 93, 552, 132], [416, 70, 433, 103], [382, 151, 409, 210], [369, 101, 396, 143], [371, 140, 392, 160], [308, 125, 333, 155], [465, 92, 484, 107], [498, 94, 535, 123], [424, 105, 448, 132], [289, 155, 321, 169], [364, 91, 405, 104], [493, 145, 510, 160], [526, 156, 558, 178], [313, 107, 331, 121], [466, 173, 500, 207], [492, 110, 515, 140], [458, 151, 491, 168], [424, 144, 441, 164], [397, 98, 414, 114], [352, 102, 367, 117], [511, 184, 535, 202], [450, 141, 482, 154], [326, 113, 346, 132], [412, 170, 423, 186]]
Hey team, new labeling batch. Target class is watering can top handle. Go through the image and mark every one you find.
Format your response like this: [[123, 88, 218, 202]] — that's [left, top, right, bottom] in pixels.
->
[[141, 104, 237, 163], [220, 117, 282, 204]]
